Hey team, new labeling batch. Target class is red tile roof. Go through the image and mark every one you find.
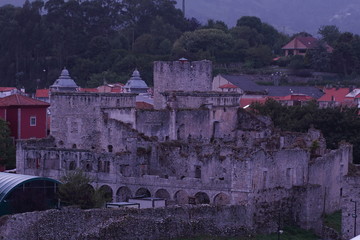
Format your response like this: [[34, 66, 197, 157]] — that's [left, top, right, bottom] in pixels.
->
[[79, 88, 98, 93], [282, 37, 333, 53], [110, 88, 122, 93], [136, 101, 154, 109], [279, 94, 313, 101], [219, 83, 238, 89], [35, 89, 49, 98], [0, 87, 16, 92], [317, 88, 350, 103], [0, 94, 49, 107]]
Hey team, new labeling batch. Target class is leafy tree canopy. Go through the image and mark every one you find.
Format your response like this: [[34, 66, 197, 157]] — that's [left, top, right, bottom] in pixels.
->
[[58, 169, 111, 209], [0, 119, 15, 169], [250, 99, 360, 163]]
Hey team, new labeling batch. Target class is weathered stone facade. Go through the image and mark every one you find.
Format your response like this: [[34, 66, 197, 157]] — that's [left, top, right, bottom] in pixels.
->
[[341, 173, 360, 239], [16, 60, 352, 235]]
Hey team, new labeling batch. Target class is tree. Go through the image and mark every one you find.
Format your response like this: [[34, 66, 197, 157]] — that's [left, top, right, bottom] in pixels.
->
[[306, 43, 332, 72], [0, 119, 15, 169], [204, 19, 228, 32], [173, 28, 233, 59], [245, 45, 273, 68], [318, 25, 340, 47], [332, 32, 357, 75], [250, 99, 360, 163], [58, 170, 111, 209], [236, 16, 262, 33], [230, 26, 262, 47], [291, 32, 313, 38]]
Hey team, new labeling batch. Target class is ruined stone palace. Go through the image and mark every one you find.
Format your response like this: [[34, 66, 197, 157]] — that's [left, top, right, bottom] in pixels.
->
[[16, 60, 352, 234]]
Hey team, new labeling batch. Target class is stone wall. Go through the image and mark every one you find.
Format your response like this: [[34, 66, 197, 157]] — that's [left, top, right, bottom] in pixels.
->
[[153, 60, 212, 109], [309, 144, 351, 214], [250, 185, 324, 234], [342, 174, 360, 240], [162, 91, 240, 109], [0, 206, 252, 240], [50, 92, 137, 150]]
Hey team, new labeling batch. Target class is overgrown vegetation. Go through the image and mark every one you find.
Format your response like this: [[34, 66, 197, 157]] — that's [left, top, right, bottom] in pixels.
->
[[0, 119, 15, 169], [250, 99, 360, 163], [324, 210, 341, 233], [58, 169, 111, 209]]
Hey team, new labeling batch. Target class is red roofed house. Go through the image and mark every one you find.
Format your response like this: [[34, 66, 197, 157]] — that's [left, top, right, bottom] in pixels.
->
[[35, 89, 50, 103], [79, 88, 98, 93], [0, 87, 21, 98], [219, 83, 239, 92], [0, 94, 50, 139], [317, 88, 352, 108], [275, 94, 314, 106], [344, 88, 360, 108], [282, 37, 333, 56]]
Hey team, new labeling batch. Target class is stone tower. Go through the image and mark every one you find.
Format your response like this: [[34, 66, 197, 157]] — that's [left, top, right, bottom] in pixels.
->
[[153, 60, 212, 109]]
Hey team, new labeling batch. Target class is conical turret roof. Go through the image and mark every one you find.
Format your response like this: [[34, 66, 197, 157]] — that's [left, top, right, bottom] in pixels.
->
[[124, 69, 148, 93], [50, 68, 78, 92]]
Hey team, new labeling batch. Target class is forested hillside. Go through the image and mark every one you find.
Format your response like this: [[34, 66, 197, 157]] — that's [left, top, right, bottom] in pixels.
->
[[0, 0, 288, 91], [0, 0, 360, 92]]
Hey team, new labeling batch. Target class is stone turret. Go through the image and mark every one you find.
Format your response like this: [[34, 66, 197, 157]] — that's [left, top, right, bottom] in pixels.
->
[[123, 69, 149, 94], [50, 68, 79, 92]]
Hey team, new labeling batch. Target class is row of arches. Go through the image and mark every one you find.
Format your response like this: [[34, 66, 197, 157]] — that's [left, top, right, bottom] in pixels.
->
[[96, 185, 230, 206]]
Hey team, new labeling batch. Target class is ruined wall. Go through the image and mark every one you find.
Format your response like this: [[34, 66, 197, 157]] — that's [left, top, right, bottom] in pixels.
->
[[163, 91, 240, 109], [0, 206, 252, 240], [136, 110, 170, 141], [248, 149, 309, 190], [153, 60, 212, 109], [50, 92, 137, 150], [341, 175, 360, 240], [309, 144, 351, 214], [17, 139, 241, 205], [249, 185, 324, 235]]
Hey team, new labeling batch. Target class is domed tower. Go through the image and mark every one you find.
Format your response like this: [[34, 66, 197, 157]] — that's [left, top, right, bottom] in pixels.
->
[[50, 68, 79, 92], [123, 69, 149, 94]]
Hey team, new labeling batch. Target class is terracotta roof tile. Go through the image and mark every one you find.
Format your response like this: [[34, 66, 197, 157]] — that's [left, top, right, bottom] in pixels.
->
[[279, 94, 313, 101], [79, 88, 98, 93], [317, 88, 350, 103], [136, 101, 154, 109], [0, 87, 16, 92], [0, 94, 49, 107], [35, 89, 49, 98]]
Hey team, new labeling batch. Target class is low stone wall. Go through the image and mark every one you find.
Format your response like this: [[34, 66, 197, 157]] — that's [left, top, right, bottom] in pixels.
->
[[0, 205, 251, 240]]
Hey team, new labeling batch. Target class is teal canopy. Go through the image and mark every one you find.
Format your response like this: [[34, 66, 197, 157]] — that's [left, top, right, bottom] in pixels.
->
[[0, 172, 60, 215]]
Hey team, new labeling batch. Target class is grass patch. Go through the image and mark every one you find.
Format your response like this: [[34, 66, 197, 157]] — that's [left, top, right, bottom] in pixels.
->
[[324, 210, 341, 233], [174, 226, 319, 240]]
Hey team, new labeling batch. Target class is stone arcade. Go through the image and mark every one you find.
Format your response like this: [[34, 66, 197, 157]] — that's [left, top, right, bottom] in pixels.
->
[[16, 60, 351, 234]]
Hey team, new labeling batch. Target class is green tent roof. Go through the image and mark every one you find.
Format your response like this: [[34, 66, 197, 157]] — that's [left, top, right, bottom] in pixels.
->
[[0, 172, 60, 203]]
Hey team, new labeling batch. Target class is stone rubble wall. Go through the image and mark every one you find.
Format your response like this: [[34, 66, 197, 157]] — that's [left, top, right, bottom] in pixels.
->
[[0, 206, 252, 240]]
